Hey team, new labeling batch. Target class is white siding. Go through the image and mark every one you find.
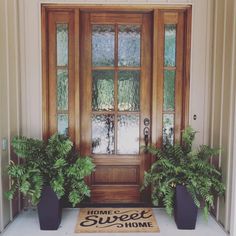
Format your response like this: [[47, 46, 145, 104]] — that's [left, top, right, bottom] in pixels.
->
[[0, 0, 20, 231], [210, 0, 236, 232]]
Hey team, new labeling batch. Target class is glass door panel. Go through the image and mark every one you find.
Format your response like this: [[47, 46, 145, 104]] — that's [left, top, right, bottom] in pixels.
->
[[118, 25, 141, 67], [92, 70, 115, 111], [118, 71, 140, 112], [92, 25, 115, 66], [91, 23, 141, 155]]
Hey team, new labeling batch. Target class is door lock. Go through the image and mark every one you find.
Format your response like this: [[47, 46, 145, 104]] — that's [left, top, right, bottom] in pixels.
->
[[144, 118, 150, 126]]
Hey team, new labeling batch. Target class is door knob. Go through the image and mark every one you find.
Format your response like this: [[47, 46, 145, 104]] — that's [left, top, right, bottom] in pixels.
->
[[144, 127, 149, 147]]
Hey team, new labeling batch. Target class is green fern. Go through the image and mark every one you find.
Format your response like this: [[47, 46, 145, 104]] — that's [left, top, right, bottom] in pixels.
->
[[142, 126, 225, 219], [6, 134, 95, 206]]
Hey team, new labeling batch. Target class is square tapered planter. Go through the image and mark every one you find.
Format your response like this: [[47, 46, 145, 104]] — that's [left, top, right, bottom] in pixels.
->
[[174, 185, 198, 230], [37, 186, 62, 230]]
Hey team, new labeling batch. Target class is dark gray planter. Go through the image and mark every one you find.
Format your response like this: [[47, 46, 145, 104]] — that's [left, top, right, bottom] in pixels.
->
[[37, 186, 62, 230], [174, 185, 198, 229]]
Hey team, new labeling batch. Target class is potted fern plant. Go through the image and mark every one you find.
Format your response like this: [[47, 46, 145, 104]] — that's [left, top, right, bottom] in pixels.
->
[[5, 134, 95, 230], [142, 127, 225, 229]]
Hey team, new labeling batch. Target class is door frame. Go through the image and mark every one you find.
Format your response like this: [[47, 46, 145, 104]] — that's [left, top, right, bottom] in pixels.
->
[[41, 5, 191, 204]]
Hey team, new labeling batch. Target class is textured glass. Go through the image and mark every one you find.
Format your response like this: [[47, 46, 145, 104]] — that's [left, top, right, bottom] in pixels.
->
[[58, 114, 68, 135], [92, 115, 115, 154], [163, 114, 174, 145], [57, 69, 68, 111], [164, 25, 176, 67], [164, 70, 175, 111], [118, 70, 140, 111], [92, 25, 115, 66], [57, 24, 68, 66], [117, 115, 139, 154], [92, 70, 114, 111], [118, 25, 141, 67]]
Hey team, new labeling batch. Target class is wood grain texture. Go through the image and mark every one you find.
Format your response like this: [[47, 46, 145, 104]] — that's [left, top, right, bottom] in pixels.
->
[[80, 12, 92, 156], [182, 7, 191, 129], [92, 166, 139, 184], [74, 9, 80, 149], [155, 10, 164, 147], [42, 6, 49, 140], [174, 12, 184, 142], [91, 186, 141, 203], [68, 12, 75, 142]]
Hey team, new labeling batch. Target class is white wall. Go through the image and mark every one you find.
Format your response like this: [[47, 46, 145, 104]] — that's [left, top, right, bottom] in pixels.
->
[[210, 0, 236, 232], [230, 2, 236, 235], [0, 0, 20, 231]]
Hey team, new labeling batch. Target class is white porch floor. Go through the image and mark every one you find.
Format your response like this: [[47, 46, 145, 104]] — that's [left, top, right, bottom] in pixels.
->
[[2, 208, 228, 236]]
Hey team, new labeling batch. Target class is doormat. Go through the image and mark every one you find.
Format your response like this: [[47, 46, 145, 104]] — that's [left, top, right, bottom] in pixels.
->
[[75, 208, 160, 233]]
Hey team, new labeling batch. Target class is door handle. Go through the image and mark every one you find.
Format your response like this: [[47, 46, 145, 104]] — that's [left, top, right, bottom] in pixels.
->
[[143, 127, 149, 147]]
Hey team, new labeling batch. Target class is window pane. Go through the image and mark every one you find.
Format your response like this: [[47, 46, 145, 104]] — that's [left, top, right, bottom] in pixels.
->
[[164, 25, 176, 67], [57, 24, 68, 66], [57, 69, 68, 111], [92, 70, 114, 111], [118, 25, 141, 67], [92, 25, 115, 66], [92, 115, 115, 154], [58, 114, 68, 135], [164, 70, 175, 111], [118, 71, 140, 111], [117, 115, 139, 154], [163, 114, 174, 145]]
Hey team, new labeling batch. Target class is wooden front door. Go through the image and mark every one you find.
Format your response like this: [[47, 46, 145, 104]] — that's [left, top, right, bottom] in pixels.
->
[[80, 12, 152, 203]]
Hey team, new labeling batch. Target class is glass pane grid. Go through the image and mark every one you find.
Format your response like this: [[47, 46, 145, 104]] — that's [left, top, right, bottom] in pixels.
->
[[57, 69, 68, 111], [56, 24, 69, 135], [164, 24, 176, 67], [163, 70, 175, 112], [118, 70, 140, 112], [162, 113, 174, 145], [57, 24, 68, 66], [91, 24, 141, 155], [92, 114, 115, 154], [57, 114, 68, 135], [92, 70, 115, 111], [118, 25, 141, 67], [92, 25, 115, 67], [117, 114, 140, 154]]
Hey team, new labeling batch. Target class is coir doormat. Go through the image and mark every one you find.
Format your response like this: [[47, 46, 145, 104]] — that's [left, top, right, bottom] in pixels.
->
[[75, 208, 160, 233]]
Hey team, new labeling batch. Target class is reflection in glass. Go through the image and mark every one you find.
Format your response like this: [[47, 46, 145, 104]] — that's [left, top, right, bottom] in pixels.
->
[[57, 24, 68, 66], [92, 115, 115, 154], [118, 71, 140, 111], [163, 114, 174, 145], [164, 70, 175, 111], [92, 25, 115, 66], [117, 115, 139, 154], [164, 25, 176, 67], [57, 69, 68, 111], [92, 70, 114, 111], [58, 114, 68, 135], [118, 25, 141, 67]]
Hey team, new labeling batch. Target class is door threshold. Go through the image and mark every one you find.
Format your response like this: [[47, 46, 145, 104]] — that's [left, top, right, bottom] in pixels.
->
[[79, 202, 153, 208]]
